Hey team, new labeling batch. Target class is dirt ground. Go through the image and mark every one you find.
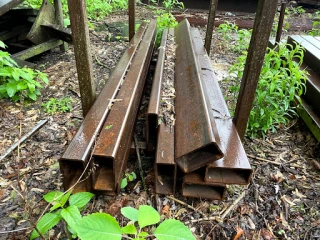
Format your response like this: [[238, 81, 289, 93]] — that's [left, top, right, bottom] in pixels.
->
[[0, 5, 319, 240]]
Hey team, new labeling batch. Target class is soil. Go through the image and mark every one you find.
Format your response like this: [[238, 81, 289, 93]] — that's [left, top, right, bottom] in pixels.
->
[[0, 5, 319, 240]]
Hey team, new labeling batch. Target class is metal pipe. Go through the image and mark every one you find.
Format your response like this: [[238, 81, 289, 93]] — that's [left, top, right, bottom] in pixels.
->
[[276, 1, 287, 44], [204, 0, 218, 55]]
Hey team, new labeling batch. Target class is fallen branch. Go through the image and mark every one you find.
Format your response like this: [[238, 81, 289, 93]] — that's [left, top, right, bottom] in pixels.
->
[[134, 134, 148, 198], [247, 154, 282, 166], [94, 54, 111, 69], [167, 195, 208, 217], [0, 120, 48, 162]]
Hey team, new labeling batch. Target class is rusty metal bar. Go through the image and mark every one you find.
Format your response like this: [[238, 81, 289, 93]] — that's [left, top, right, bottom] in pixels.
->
[[129, 0, 135, 41], [92, 20, 157, 195], [67, 0, 96, 116], [155, 124, 176, 194], [0, 0, 23, 16], [59, 23, 148, 192], [191, 28, 252, 185], [276, 1, 287, 44], [182, 170, 226, 200], [54, 0, 68, 51], [204, 0, 218, 55], [233, 0, 278, 140], [147, 29, 168, 151], [175, 19, 223, 173]]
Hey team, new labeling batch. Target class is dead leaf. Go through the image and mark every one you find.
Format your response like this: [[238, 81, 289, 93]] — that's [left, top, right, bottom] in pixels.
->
[[232, 227, 244, 240], [161, 205, 170, 216], [260, 229, 273, 240], [272, 171, 284, 183]]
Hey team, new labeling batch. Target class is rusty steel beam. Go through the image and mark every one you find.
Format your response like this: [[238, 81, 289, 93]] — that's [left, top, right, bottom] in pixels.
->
[[182, 170, 226, 200], [190, 28, 252, 185], [233, 0, 278, 140], [0, 0, 23, 16], [204, 0, 218, 55], [276, 1, 287, 44], [92, 20, 157, 195], [59, 23, 148, 192], [129, 0, 135, 41], [54, 0, 68, 51], [288, 35, 320, 75], [175, 19, 223, 173], [147, 29, 168, 151], [155, 124, 176, 195]]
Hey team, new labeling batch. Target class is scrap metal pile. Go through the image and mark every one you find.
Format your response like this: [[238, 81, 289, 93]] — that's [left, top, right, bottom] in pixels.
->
[[60, 19, 253, 200]]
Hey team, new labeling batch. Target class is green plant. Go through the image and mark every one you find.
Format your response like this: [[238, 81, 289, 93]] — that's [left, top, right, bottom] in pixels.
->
[[162, 0, 184, 12], [42, 97, 73, 114], [30, 191, 95, 239], [156, 12, 178, 44], [32, 191, 195, 240], [226, 43, 307, 138], [285, 6, 306, 16], [0, 41, 48, 101], [121, 171, 137, 188], [309, 21, 320, 36]]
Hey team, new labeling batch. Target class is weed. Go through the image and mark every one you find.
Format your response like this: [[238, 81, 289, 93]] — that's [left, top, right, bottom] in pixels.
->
[[32, 191, 195, 239], [0, 41, 48, 102], [285, 6, 306, 16], [121, 171, 137, 188], [226, 43, 307, 138], [162, 0, 184, 12], [309, 21, 320, 36], [156, 11, 178, 44], [42, 97, 73, 114]]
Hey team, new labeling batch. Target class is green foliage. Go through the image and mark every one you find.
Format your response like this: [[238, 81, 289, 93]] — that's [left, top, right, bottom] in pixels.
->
[[162, 0, 184, 12], [309, 21, 320, 36], [30, 191, 94, 239], [0, 41, 48, 102], [42, 97, 73, 114], [156, 12, 178, 44], [285, 6, 306, 16], [226, 43, 308, 138], [121, 171, 137, 189]]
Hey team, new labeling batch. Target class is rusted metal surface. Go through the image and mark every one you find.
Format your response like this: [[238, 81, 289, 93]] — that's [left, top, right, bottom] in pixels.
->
[[182, 170, 226, 200], [41, 24, 72, 43], [175, 19, 223, 173], [288, 35, 320, 75], [155, 124, 176, 194], [276, 1, 286, 44], [233, 0, 278, 140], [0, 0, 23, 16], [59, 23, 148, 192], [191, 28, 252, 185], [27, 0, 57, 44], [147, 29, 168, 151], [204, 0, 218, 55], [129, 0, 135, 41], [12, 39, 63, 60], [67, 0, 96, 116], [92, 20, 156, 195], [54, 0, 68, 51], [298, 98, 320, 142]]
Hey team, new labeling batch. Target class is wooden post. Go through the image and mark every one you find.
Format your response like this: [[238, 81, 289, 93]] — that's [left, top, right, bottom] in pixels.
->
[[233, 0, 278, 140], [67, 0, 96, 116], [204, 0, 218, 55], [129, 0, 135, 41], [54, 0, 68, 51]]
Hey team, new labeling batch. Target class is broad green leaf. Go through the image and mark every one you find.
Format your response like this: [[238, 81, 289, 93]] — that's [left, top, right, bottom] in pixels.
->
[[30, 213, 61, 240], [0, 41, 6, 49], [50, 203, 62, 212], [60, 190, 72, 208], [121, 178, 128, 188], [121, 224, 137, 235], [121, 207, 138, 223], [6, 83, 16, 97], [44, 191, 64, 203], [138, 205, 160, 229], [154, 219, 195, 240], [139, 231, 148, 237], [69, 192, 94, 209], [28, 92, 37, 101], [75, 213, 121, 240], [61, 205, 81, 229]]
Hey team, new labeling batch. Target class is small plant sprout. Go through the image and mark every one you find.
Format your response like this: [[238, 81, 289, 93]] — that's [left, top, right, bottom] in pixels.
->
[[42, 97, 73, 114], [121, 171, 137, 189]]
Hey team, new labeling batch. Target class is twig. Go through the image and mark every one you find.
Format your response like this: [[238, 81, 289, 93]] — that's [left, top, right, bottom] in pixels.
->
[[167, 195, 207, 217], [94, 54, 111, 69], [220, 191, 246, 220], [0, 120, 48, 162], [134, 134, 148, 197], [0, 227, 32, 234], [247, 154, 282, 166]]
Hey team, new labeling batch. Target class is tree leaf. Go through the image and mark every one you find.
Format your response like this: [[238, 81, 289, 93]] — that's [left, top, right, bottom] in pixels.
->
[[69, 192, 94, 209], [154, 219, 195, 240], [30, 213, 61, 240], [43, 191, 64, 203], [121, 224, 137, 235], [139, 231, 149, 237], [121, 206, 138, 223], [138, 205, 160, 229], [61, 205, 81, 229], [121, 178, 128, 189], [75, 213, 122, 240], [6, 83, 16, 97]]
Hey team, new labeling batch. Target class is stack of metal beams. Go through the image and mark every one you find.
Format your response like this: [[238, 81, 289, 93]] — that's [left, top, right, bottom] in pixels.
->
[[149, 19, 252, 200]]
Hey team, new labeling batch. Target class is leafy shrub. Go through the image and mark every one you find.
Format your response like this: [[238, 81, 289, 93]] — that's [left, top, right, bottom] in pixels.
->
[[309, 21, 320, 36], [32, 191, 195, 240], [226, 43, 307, 138], [156, 12, 178, 44], [162, 0, 184, 12], [42, 97, 73, 114], [0, 42, 48, 102]]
